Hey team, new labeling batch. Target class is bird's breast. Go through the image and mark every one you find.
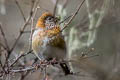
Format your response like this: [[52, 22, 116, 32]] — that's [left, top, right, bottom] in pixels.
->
[[32, 28, 66, 60]]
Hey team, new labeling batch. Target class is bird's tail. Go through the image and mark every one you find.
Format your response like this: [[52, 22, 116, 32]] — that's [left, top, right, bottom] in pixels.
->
[[60, 63, 71, 75]]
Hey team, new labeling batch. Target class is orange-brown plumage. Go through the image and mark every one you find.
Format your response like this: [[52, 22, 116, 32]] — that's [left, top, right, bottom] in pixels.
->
[[36, 12, 52, 28], [32, 12, 71, 75]]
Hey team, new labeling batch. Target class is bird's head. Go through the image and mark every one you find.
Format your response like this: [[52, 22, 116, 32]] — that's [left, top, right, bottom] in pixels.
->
[[36, 12, 60, 30]]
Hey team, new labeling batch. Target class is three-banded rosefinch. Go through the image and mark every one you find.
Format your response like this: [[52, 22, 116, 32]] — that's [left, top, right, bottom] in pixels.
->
[[32, 12, 71, 75]]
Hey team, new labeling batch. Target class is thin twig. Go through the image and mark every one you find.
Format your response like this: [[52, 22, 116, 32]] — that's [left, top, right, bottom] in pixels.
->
[[0, 56, 5, 77], [10, 66, 35, 73], [10, 50, 33, 67], [59, 15, 72, 24], [4, 0, 36, 66], [9, 0, 37, 56], [78, 54, 99, 61], [0, 59, 4, 71], [29, 0, 40, 50], [14, 0, 26, 22], [8, 53, 99, 74], [62, 0, 68, 9], [10, 62, 51, 73], [23, 31, 31, 33], [53, 0, 59, 16], [9, 16, 31, 56], [23, 28, 37, 33], [61, 0, 85, 32], [0, 24, 10, 51], [28, 0, 35, 51], [0, 42, 7, 51], [43, 66, 47, 80], [20, 71, 30, 80]]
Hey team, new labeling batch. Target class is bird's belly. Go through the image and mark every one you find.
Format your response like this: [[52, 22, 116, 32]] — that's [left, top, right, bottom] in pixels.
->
[[42, 45, 66, 60], [32, 30, 66, 60]]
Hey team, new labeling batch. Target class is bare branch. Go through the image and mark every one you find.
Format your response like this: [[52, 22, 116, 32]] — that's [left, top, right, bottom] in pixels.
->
[[4, 0, 39, 66], [10, 66, 35, 73], [43, 66, 47, 80], [14, 0, 26, 22], [0, 59, 4, 71], [10, 0, 39, 56], [9, 53, 98, 72], [20, 70, 30, 80], [61, 0, 85, 31], [29, 0, 40, 50], [23, 31, 31, 33], [10, 15, 32, 55], [59, 15, 72, 24], [0, 23, 9, 51], [62, 0, 68, 9], [10, 50, 33, 67], [0, 42, 7, 51], [53, 0, 59, 16]]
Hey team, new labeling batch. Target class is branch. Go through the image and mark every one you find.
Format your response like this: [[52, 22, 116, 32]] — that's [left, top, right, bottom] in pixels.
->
[[53, 0, 59, 16], [0, 59, 4, 71], [61, 0, 85, 32], [43, 66, 47, 80], [10, 66, 35, 73], [9, 53, 99, 72], [0, 52, 99, 78], [9, 0, 39, 56], [0, 42, 7, 51], [9, 15, 32, 56], [20, 70, 30, 80], [59, 15, 72, 24], [10, 50, 33, 67], [14, 0, 26, 22], [4, 0, 38, 66], [29, 0, 40, 50], [0, 23, 9, 51]]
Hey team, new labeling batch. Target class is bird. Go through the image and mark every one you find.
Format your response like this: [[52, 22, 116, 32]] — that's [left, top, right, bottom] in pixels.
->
[[32, 12, 71, 75]]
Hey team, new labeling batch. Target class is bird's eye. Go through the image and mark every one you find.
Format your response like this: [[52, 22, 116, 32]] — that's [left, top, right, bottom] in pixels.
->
[[46, 17, 51, 20], [51, 24, 54, 27], [47, 16, 55, 21], [48, 17, 51, 20]]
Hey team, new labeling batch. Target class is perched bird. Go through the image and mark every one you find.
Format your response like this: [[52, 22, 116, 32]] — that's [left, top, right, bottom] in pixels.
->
[[32, 12, 71, 75]]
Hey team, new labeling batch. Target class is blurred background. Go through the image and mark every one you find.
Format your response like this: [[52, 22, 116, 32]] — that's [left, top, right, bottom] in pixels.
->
[[0, 0, 120, 80]]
